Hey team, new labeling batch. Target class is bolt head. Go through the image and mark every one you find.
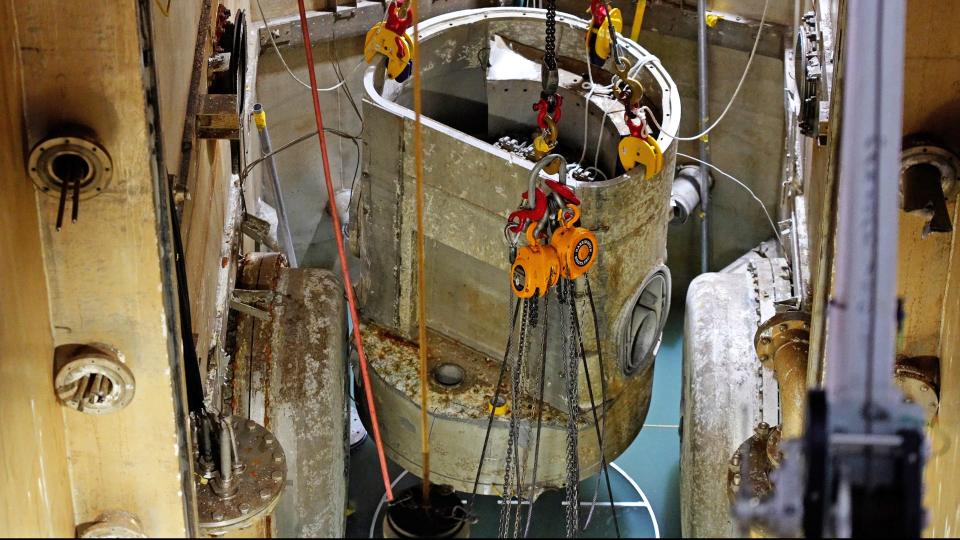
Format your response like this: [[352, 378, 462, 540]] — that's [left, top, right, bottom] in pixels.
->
[[212, 510, 225, 521], [733, 472, 741, 486], [260, 489, 272, 500], [265, 436, 274, 446], [239, 503, 251, 515], [271, 470, 283, 482]]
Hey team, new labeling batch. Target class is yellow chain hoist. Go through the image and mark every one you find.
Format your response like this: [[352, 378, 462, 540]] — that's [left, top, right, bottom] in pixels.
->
[[511, 222, 561, 299], [550, 204, 598, 280], [508, 156, 598, 299], [363, 0, 414, 82]]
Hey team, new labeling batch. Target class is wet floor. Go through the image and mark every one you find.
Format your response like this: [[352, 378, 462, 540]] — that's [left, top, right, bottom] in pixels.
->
[[346, 308, 684, 538]]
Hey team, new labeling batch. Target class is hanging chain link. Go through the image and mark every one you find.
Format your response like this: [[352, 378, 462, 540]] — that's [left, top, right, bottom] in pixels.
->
[[558, 280, 581, 538], [544, 0, 557, 71], [500, 298, 531, 537]]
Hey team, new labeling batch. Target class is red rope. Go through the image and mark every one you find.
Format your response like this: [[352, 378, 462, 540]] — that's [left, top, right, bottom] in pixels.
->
[[296, 0, 394, 501]]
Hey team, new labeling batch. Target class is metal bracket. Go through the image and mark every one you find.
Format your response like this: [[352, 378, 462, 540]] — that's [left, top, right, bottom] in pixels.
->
[[229, 289, 277, 321], [240, 212, 281, 252], [196, 94, 240, 140]]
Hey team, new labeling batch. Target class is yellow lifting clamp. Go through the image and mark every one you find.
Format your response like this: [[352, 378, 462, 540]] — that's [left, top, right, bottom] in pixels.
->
[[612, 59, 663, 179], [511, 223, 560, 299], [550, 204, 598, 280], [618, 134, 663, 180], [363, 0, 415, 82], [586, 0, 623, 65]]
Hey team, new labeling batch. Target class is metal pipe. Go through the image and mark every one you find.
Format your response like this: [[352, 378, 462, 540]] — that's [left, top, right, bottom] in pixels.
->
[[219, 417, 233, 484], [670, 164, 712, 224], [252, 103, 299, 268], [696, 0, 712, 274]]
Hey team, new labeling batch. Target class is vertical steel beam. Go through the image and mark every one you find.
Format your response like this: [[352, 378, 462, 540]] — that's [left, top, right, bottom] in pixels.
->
[[824, 0, 907, 431]]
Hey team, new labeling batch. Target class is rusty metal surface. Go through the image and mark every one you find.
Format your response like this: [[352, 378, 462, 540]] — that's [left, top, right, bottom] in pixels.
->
[[360, 324, 652, 494], [231, 255, 348, 537], [680, 255, 792, 537]]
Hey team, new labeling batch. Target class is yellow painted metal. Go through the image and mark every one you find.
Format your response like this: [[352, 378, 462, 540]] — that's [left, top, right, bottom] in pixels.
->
[[618, 135, 663, 179], [485, 398, 510, 416], [364, 22, 414, 81], [531, 116, 560, 174], [630, 0, 646, 42], [511, 224, 560, 299], [586, 8, 623, 62], [550, 204, 598, 280]]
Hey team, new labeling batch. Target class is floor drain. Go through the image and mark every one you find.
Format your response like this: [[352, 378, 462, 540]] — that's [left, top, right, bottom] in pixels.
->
[[433, 363, 465, 388]]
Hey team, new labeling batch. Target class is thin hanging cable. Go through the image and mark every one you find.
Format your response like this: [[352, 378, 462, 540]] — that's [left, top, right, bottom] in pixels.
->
[[256, 0, 365, 93], [581, 275, 619, 535], [409, 0, 433, 503], [471, 299, 522, 505], [295, 0, 393, 501], [653, 0, 769, 142], [676, 152, 785, 252], [570, 279, 620, 537]]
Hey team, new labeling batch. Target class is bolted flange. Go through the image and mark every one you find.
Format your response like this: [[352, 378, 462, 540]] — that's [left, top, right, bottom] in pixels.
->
[[54, 344, 135, 415], [195, 416, 287, 536]]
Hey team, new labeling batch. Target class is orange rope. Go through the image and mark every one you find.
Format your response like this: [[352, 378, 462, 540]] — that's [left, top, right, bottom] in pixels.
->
[[296, 0, 394, 502], [410, 2, 432, 503]]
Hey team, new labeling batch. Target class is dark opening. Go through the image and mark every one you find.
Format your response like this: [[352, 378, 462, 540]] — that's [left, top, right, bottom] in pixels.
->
[[51, 153, 91, 187]]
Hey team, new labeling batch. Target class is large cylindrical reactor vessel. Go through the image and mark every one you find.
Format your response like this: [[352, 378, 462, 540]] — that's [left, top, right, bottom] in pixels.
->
[[354, 7, 680, 494]]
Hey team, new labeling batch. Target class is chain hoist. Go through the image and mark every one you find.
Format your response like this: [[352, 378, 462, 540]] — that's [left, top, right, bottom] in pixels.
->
[[508, 155, 596, 299], [468, 151, 621, 536], [363, 0, 415, 82]]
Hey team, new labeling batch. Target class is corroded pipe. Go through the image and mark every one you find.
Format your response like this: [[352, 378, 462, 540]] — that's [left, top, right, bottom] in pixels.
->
[[755, 312, 811, 439]]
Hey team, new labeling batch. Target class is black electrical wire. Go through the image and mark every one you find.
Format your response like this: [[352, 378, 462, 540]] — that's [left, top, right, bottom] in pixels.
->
[[574, 276, 621, 537], [470, 298, 522, 505], [168, 175, 207, 415]]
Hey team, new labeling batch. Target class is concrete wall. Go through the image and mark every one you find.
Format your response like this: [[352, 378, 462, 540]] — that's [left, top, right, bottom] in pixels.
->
[[641, 29, 784, 297], [255, 38, 366, 268]]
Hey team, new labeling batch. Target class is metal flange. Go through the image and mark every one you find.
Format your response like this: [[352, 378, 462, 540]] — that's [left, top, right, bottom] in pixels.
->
[[754, 311, 810, 368], [894, 355, 940, 422], [54, 344, 135, 415], [78, 510, 146, 538], [27, 132, 112, 200], [900, 143, 960, 201], [196, 417, 287, 536]]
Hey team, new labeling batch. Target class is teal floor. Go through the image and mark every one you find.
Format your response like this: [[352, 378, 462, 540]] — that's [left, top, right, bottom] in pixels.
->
[[347, 308, 684, 538]]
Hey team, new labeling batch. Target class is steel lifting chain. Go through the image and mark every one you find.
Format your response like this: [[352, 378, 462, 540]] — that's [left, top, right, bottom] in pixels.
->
[[544, 0, 557, 72], [559, 280, 581, 538], [499, 298, 531, 538], [532, 0, 562, 168]]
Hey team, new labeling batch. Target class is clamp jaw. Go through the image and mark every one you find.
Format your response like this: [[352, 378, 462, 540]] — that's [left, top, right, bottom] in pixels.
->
[[585, 0, 623, 66], [612, 58, 663, 179], [363, 0, 415, 82]]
